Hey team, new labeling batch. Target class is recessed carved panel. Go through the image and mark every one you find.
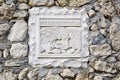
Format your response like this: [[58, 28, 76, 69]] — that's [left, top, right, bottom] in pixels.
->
[[28, 7, 89, 67]]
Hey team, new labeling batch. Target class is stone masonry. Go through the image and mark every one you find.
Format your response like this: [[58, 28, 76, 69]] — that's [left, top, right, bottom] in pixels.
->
[[0, 0, 119, 80]]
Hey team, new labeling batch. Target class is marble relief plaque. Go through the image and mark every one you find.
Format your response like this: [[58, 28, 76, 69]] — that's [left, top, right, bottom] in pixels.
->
[[28, 7, 89, 67]]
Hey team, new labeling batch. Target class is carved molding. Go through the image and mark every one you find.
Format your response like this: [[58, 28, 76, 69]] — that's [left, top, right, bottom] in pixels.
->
[[28, 7, 89, 67]]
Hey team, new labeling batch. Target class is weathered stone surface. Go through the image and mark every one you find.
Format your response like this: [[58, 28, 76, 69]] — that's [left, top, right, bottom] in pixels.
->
[[4, 60, 21, 66], [0, 42, 11, 49], [75, 71, 88, 80], [0, 3, 15, 20], [18, 3, 30, 10], [51, 68, 63, 74], [0, 0, 4, 5], [29, 0, 47, 6], [69, 0, 90, 7], [29, 7, 89, 67], [93, 76, 103, 80], [0, 23, 10, 35], [27, 68, 38, 80], [110, 23, 120, 51], [117, 54, 120, 60], [3, 49, 9, 58], [89, 61, 117, 73], [5, 0, 16, 4], [89, 31, 107, 45], [0, 71, 18, 80], [8, 20, 28, 41], [10, 43, 28, 58], [18, 68, 29, 80], [0, 65, 3, 72], [57, 0, 67, 6], [47, 0, 54, 6], [90, 24, 98, 31], [43, 74, 63, 80], [1, 71, 18, 80], [107, 56, 116, 62], [13, 10, 28, 18], [71, 68, 82, 74], [38, 68, 49, 78], [94, 0, 116, 17], [90, 44, 111, 56], [100, 29, 106, 36], [61, 69, 74, 78], [112, 74, 120, 80], [88, 9, 96, 17], [0, 50, 2, 58], [18, 0, 28, 3], [63, 60, 81, 68]]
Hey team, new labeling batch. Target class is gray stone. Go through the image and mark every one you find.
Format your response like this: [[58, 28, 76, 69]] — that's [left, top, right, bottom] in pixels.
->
[[89, 61, 117, 73], [112, 16, 120, 25], [63, 60, 81, 68], [0, 3, 15, 20], [112, 74, 120, 80], [0, 0, 4, 5], [100, 29, 106, 36], [47, 0, 54, 6], [2, 71, 18, 80], [107, 56, 116, 62], [3, 49, 9, 58], [61, 69, 74, 78], [38, 68, 49, 78], [0, 23, 10, 35], [57, 0, 67, 6], [18, 68, 29, 80], [4, 60, 21, 67], [110, 23, 120, 51], [64, 78, 73, 80], [13, 10, 28, 18], [69, 0, 91, 7], [93, 76, 103, 80], [89, 31, 107, 45], [0, 42, 11, 49], [18, 3, 30, 10], [94, 0, 116, 17], [5, 0, 16, 4], [75, 71, 88, 80], [43, 74, 63, 80], [27, 68, 38, 80], [18, 0, 28, 3], [88, 9, 96, 17], [117, 54, 120, 60], [29, 0, 47, 6], [90, 44, 111, 56], [8, 20, 28, 41], [0, 50, 2, 58], [51, 68, 63, 74], [10, 43, 28, 58], [71, 68, 82, 75], [90, 24, 98, 31], [0, 65, 3, 72]]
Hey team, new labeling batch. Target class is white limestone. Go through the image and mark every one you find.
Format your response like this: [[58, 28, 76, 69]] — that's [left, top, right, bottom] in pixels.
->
[[28, 7, 89, 67]]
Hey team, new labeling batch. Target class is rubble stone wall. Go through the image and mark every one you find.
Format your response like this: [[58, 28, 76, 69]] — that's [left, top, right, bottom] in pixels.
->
[[0, 0, 119, 80]]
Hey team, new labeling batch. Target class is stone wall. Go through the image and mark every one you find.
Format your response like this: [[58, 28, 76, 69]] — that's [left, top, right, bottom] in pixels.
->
[[0, 0, 119, 80]]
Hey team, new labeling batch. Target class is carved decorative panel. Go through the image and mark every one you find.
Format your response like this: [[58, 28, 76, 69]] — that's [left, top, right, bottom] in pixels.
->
[[28, 7, 89, 67]]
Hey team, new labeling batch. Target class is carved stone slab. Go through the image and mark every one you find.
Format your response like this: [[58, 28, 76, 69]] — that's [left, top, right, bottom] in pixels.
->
[[28, 7, 89, 67]]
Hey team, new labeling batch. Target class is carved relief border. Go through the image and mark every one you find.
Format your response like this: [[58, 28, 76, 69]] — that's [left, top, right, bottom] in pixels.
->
[[28, 7, 89, 67]]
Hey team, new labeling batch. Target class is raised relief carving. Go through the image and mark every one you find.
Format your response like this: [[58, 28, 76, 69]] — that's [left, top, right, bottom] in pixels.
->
[[28, 7, 89, 67]]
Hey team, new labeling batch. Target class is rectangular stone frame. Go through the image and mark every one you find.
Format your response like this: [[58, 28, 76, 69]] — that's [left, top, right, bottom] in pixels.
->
[[28, 7, 89, 67]]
